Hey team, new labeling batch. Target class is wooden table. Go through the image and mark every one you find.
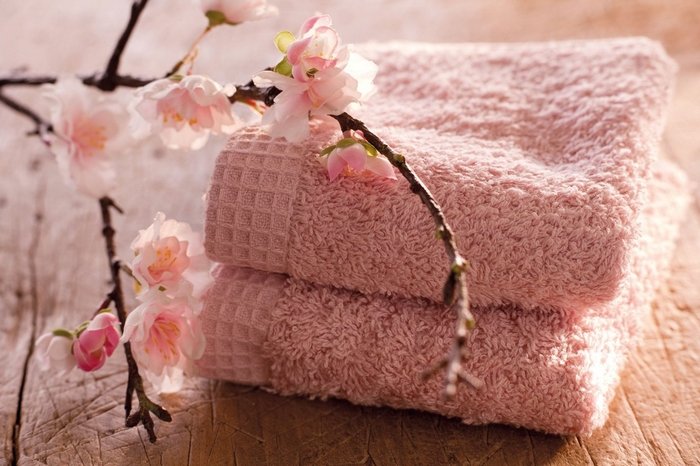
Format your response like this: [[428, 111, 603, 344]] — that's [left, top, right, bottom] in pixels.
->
[[1, 1, 699, 464]]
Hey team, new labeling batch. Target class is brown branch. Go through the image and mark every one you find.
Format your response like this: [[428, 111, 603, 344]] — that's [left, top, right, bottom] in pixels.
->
[[99, 197, 171, 443], [98, 0, 150, 91], [332, 112, 483, 396], [164, 25, 213, 78], [0, 73, 152, 89], [0, 90, 51, 136], [91, 294, 114, 318]]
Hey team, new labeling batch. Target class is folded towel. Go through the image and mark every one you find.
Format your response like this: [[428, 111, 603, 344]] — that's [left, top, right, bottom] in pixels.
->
[[205, 38, 676, 310], [197, 160, 688, 435]]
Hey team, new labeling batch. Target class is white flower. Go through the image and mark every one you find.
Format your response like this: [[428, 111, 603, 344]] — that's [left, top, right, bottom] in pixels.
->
[[122, 296, 206, 393], [130, 75, 238, 150], [35, 330, 76, 374], [43, 77, 128, 198], [253, 14, 377, 142], [200, 0, 278, 25], [131, 212, 213, 308], [254, 58, 377, 142]]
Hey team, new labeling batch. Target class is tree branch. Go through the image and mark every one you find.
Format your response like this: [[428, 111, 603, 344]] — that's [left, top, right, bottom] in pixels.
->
[[164, 25, 213, 78], [98, 0, 150, 91], [0, 73, 152, 89], [0, 90, 51, 136], [333, 112, 483, 396], [98, 197, 171, 443]]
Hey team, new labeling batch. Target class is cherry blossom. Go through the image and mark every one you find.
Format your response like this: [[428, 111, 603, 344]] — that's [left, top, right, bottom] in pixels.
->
[[286, 14, 345, 81], [319, 136, 396, 181], [253, 14, 377, 142], [130, 212, 213, 305], [200, 0, 278, 26], [130, 75, 238, 150], [72, 312, 121, 372], [254, 57, 377, 142], [122, 297, 206, 393], [35, 329, 76, 374], [43, 77, 128, 198]]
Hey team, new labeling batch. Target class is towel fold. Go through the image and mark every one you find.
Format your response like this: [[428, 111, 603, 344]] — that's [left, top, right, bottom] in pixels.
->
[[205, 38, 677, 310], [197, 160, 689, 435]]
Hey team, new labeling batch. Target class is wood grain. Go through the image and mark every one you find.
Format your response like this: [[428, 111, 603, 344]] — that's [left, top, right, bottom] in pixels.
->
[[1, 1, 699, 465]]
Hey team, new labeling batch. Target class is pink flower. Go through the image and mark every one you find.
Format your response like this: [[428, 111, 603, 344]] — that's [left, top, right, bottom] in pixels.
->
[[286, 14, 345, 81], [35, 330, 76, 374], [43, 77, 128, 198], [200, 0, 278, 26], [122, 297, 206, 393], [131, 212, 213, 305], [130, 75, 238, 150], [254, 56, 377, 142], [254, 14, 377, 143], [320, 137, 396, 181], [72, 312, 121, 372]]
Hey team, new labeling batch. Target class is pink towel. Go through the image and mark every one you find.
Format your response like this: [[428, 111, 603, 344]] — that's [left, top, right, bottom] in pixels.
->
[[197, 160, 688, 435], [205, 38, 676, 310]]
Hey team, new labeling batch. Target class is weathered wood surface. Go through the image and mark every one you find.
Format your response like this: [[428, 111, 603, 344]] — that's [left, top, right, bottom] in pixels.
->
[[1, 1, 699, 465]]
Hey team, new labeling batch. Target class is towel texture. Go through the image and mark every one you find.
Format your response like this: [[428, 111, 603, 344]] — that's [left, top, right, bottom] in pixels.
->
[[197, 160, 688, 435], [205, 38, 676, 310]]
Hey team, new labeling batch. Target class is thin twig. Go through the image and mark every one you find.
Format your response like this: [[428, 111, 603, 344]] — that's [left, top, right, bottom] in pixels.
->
[[98, 0, 151, 91], [91, 294, 114, 318], [0, 73, 152, 89], [333, 112, 483, 395], [98, 197, 171, 443], [0, 91, 51, 135], [164, 25, 213, 78]]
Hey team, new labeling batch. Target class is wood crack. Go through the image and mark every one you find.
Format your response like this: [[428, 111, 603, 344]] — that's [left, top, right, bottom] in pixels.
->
[[10, 180, 45, 466]]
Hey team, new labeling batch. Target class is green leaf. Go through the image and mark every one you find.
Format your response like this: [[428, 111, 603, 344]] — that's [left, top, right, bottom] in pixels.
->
[[319, 144, 336, 157], [336, 138, 358, 149], [274, 31, 295, 53], [465, 317, 476, 330], [273, 57, 293, 77], [74, 321, 89, 337], [205, 10, 229, 27], [51, 328, 73, 339], [359, 140, 378, 156]]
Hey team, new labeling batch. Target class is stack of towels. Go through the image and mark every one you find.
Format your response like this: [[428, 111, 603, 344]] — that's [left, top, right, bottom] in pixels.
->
[[196, 38, 689, 435]]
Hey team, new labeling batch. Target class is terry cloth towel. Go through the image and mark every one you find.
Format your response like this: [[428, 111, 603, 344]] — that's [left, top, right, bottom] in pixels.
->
[[197, 160, 689, 435], [204, 38, 677, 311]]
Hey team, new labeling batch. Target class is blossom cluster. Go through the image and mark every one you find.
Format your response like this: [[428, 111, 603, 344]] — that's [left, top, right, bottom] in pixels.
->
[[253, 14, 378, 143], [35, 0, 397, 395], [123, 212, 213, 392], [35, 213, 212, 393], [35, 311, 121, 373], [41, 4, 395, 199]]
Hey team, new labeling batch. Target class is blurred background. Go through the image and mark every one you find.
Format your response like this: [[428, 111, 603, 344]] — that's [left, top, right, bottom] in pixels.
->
[[2, 0, 699, 84]]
